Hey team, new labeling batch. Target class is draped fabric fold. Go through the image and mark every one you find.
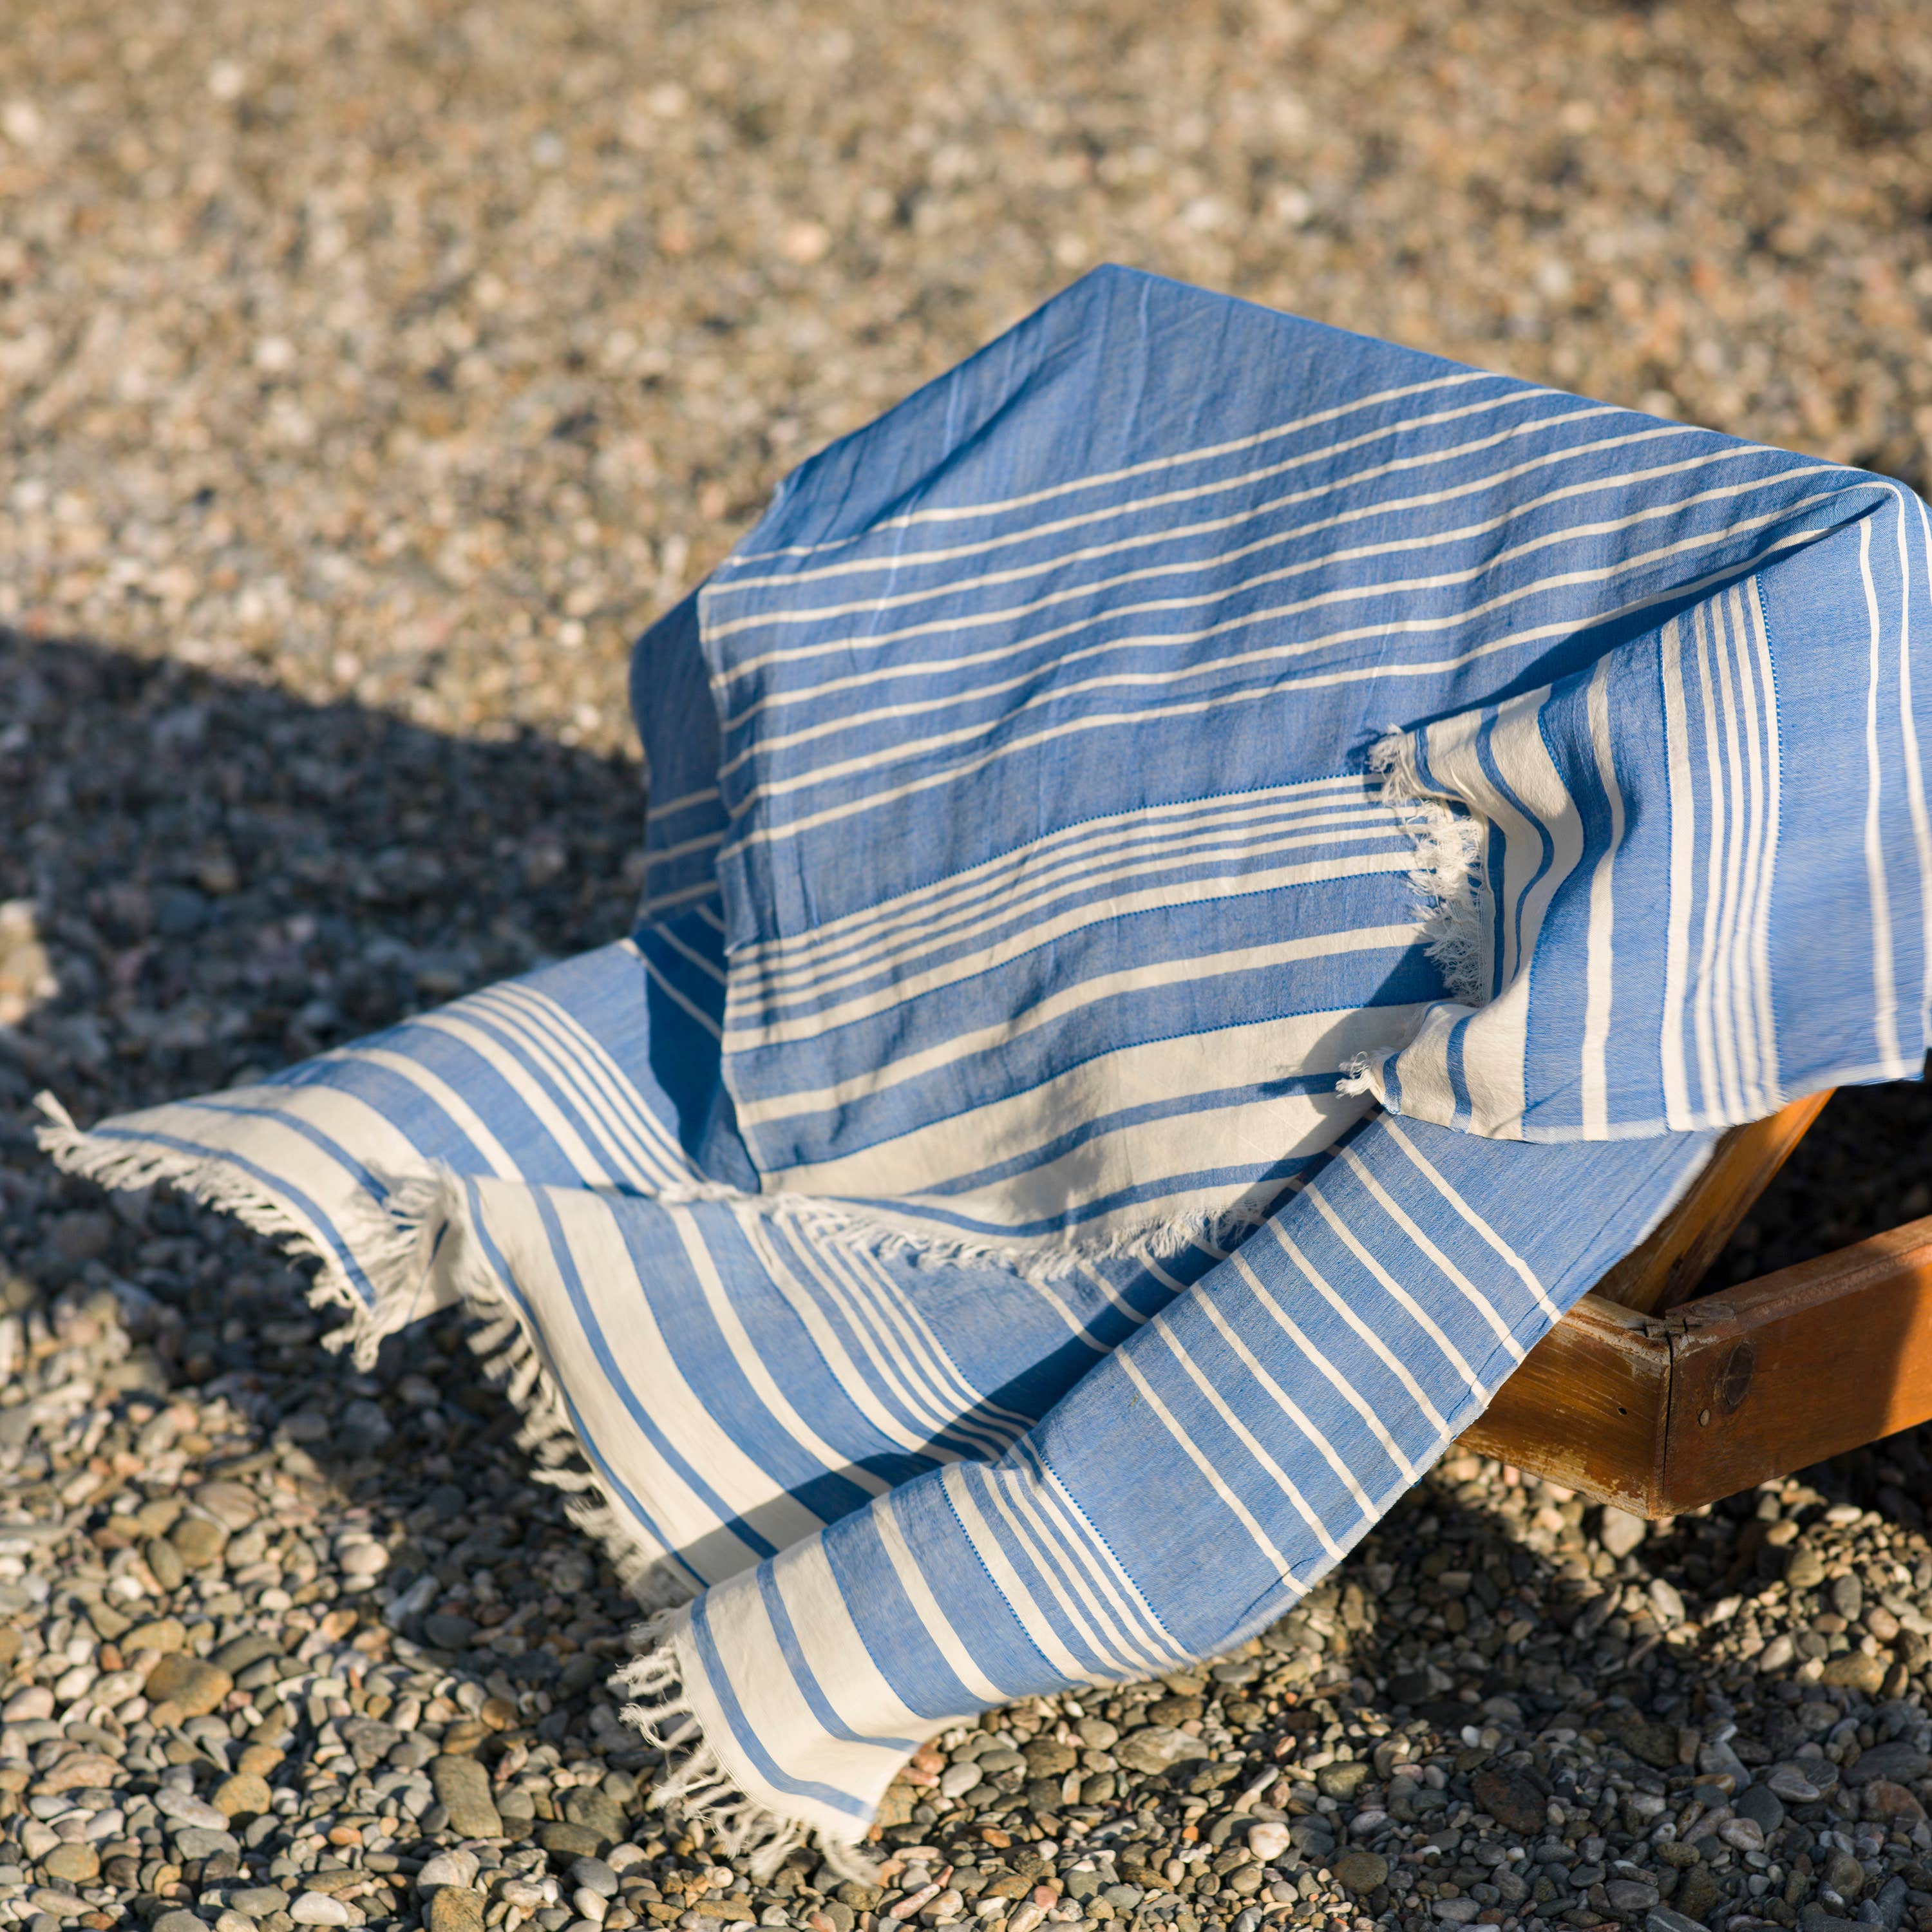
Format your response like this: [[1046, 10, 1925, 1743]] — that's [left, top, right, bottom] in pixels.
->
[[39, 265, 1932, 1856]]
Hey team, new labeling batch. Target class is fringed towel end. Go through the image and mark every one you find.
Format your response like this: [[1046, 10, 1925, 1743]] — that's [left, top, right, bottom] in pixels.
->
[[383, 1168, 705, 1614], [32, 1091, 433, 1372], [1368, 729, 1488, 1008], [1334, 1052, 1383, 1101], [613, 1612, 880, 1877]]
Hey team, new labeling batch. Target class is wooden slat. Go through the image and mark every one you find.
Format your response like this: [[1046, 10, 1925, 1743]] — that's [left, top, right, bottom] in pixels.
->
[[1657, 1213, 1932, 1513], [1591, 1090, 1832, 1315], [1456, 1294, 1670, 1514], [1458, 1213, 1932, 1517]]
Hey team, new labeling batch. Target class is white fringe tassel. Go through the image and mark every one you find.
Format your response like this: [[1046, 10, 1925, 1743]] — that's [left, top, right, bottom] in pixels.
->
[[37, 1076, 1302, 1856], [612, 1618, 877, 1880], [1367, 729, 1488, 1006], [31, 1092, 430, 1370], [32, 1108, 869, 1857]]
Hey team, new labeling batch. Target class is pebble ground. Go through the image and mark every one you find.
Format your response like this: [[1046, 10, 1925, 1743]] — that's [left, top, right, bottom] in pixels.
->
[[5, 5, 1932, 1932]]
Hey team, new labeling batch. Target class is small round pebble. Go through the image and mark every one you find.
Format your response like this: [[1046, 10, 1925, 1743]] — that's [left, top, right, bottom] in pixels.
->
[[210, 1772, 273, 1818], [289, 1895, 352, 1927]]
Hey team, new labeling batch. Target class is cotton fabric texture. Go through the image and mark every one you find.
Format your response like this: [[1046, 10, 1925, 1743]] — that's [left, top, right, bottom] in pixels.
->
[[41, 267, 1932, 1859]]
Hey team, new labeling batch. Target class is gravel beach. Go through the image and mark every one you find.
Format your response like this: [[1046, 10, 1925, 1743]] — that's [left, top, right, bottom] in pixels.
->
[[6, 5, 1932, 1932]]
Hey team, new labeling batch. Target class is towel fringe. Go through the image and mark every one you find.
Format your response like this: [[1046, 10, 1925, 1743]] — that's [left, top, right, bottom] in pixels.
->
[[1368, 729, 1488, 1007], [37, 1085, 1291, 1313], [397, 1171, 886, 1869], [32, 1091, 427, 1370], [37, 1101, 1278, 1857], [380, 1171, 701, 1611], [612, 1613, 878, 1880]]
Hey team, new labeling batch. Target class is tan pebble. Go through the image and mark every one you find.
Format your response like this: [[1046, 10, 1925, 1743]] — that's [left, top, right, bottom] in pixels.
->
[[169, 1516, 229, 1569], [120, 1617, 187, 1654], [480, 1697, 518, 1731], [34, 1752, 123, 1795], [144, 1654, 234, 1717], [424, 1888, 486, 1932], [211, 1772, 272, 1817], [193, 1480, 261, 1531], [236, 1742, 283, 1776], [40, 1842, 99, 1884]]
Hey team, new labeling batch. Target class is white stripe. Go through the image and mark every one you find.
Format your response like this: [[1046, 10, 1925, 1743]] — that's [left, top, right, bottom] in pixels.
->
[[996, 1459, 1179, 1672], [1720, 586, 1771, 1112], [1115, 1344, 1307, 1577], [1708, 591, 1754, 1121], [737, 789, 1387, 1001], [730, 824, 1410, 1039], [663, 1204, 898, 1508], [648, 919, 730, 988], [1903, 495, 1932, 1030], [729, 1215, 960, 1457], [684, 1577, 901, 1833], [721, 504, 1861, 855], [641, 952, 724, 1043], [648, 827, 726, 865], [1304, 1187, 1486, 1405], [940, 1466, 1101, 1682], [1742, 579, 1784, 1103], [1147, 1315, 1334, 1567], [735, 778, 1370, 982], [412, 1012, 616, 1184], [1659, 614, 1699, 1128], [840, 1240, 1028, 1449], [466, 983, 686, 1187], [871, 1491, 1007, 1705], [1220, 1251, 1387, 1520], [732, 911, 1419, 1093], [1859, 515, 1905, 1072], [760, 1220, 1000, 1448], [650, 785, 721, 816], [1580, 656, 1626, 1133], [713, 472, 1845, 786], [1334, 1146, 1523, 1359], [712, 412, 1692, 669], [1259, 1231, 1422, 1482], [345, 1046, 525, 1179], [476, 981, 692, 1186], [767, 1537, 960, 1769], [753, 1009, 1406, 1200], [1379, 1117, 1562, 1323], [472, 1185, 782, 1566], [720, 370, 1495, 566], [1026, 1450, 1188, 1663], [641, 877, 724, 914]]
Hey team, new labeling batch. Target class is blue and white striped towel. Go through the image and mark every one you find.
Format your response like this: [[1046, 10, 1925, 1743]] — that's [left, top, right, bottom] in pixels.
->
[[41, 267, 1932, 1859]]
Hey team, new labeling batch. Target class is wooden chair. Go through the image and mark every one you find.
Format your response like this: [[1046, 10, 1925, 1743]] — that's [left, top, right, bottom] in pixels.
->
[[1460, 1092, 1932, 1517]]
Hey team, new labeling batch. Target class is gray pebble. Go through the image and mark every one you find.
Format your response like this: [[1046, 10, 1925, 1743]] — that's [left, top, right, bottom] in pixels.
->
[[567, 1859, 620, 1898]]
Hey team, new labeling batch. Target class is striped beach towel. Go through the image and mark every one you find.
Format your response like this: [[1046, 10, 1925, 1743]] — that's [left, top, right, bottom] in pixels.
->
[[41, 267, 1932, 1859]]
